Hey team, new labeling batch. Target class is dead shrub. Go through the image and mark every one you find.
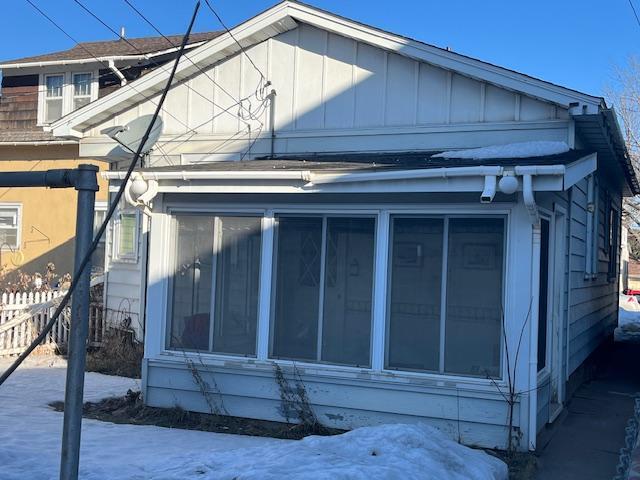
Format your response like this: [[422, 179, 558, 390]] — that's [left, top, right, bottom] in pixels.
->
[[86, 327, 143, 378]]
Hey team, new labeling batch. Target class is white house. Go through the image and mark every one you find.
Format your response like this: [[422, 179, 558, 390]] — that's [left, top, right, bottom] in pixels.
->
[[49, 1, 638, 451]]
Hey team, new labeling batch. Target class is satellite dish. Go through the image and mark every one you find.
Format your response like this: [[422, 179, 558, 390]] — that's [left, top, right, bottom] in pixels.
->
[[101, 114, 163, 156]]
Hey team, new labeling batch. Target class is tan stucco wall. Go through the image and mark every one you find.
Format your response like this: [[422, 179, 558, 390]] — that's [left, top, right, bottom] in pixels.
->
[[0, 144, 108, 277]]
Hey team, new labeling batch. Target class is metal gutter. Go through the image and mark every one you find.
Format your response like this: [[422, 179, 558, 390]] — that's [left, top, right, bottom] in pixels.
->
[[0, 55, 148, 69]]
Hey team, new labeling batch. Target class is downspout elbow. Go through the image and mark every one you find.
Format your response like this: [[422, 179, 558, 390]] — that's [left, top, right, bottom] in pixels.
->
[[108, 59, 127, 86], [522, 174, 540, 225], [480, 175, 497, 203]]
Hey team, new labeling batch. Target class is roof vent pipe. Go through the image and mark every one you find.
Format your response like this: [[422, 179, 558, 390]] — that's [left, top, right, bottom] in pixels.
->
[[120, 27, 126, 39], [480, 175, 497, 203]]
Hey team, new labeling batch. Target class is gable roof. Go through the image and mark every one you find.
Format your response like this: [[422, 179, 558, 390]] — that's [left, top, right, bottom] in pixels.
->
[[0, 31, 222, 67], [46, 1, 638, 195], [50, 0, 608, 138]]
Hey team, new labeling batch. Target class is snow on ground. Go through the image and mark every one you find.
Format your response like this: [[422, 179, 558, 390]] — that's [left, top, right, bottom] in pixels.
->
[[0, 357, 507, 479], [616, 294, 640, 343], [432, 141, 570, 160]]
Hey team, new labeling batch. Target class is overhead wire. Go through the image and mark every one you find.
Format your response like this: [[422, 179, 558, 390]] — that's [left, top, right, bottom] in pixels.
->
[[202, 0, 266, 80], [73, 0, 254, 129], [0, 0, 201, 387], [121, 0, 264, 125]]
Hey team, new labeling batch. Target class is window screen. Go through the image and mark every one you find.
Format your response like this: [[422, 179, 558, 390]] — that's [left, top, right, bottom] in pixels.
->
[[212, 217, 262, 356], [444, 218, 504, 377], [169, 216, 214, 351], [387, 217, 443, 371], [168, 215, 262, 355], [271, 216, 375, 366], [386, 216, 505, 378]]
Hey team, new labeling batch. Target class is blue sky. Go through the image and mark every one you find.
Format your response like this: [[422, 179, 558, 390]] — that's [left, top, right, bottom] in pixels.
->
[[0, 0, 638, 100]]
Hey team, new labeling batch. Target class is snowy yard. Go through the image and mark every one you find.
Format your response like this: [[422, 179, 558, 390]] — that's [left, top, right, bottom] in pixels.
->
[[0, 357, 507, 479]]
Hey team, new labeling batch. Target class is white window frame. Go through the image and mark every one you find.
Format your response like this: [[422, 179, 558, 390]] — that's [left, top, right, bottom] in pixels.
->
[[112, 207, 140, 263], [384, 213, 507, 379], [154, 202, 513, 388], [165, 212, 264, 357], [0, 203, 22, 251], [267, 213, 377, 368], [72, 72, 93, 110], [37, 69, 99, 125]]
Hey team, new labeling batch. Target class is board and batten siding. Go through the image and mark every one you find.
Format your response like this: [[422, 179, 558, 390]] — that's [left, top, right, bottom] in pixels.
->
[[85, 23, 570, 161], [567, 176, 621, 374]]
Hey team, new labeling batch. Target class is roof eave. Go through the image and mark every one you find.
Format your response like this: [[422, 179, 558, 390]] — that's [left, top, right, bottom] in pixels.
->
[[0, 55, 149, 70]]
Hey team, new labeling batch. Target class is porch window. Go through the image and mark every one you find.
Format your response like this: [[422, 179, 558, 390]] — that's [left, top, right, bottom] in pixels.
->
[[386, 216, 504, 378], [168, 215, 262, 355], [270, 216, 376, 366], [44, 74, 64, 123]]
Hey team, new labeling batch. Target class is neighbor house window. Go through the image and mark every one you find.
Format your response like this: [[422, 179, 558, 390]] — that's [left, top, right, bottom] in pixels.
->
[[0, 205, 21, 250], [72, 73, 92, 110], [386, 216, 505, 378], [112, 209, 139, 262], [91, 202, 107, 272], [168, 215, 262, 355], [44, 74, 64, 123], [270, 216, 376, 367]]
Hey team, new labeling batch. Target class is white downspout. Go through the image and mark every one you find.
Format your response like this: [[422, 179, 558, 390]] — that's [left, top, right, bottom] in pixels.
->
[[522, 174, 540, 225], [528, 221, 541, 451], [480, 175, 497, 203], [108, 59, 127, 86]]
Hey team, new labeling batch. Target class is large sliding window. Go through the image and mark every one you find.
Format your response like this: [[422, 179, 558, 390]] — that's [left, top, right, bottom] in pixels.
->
[[387, 216, 505, 378], [168, 214, 262, 356], [270, 216, 376, 367], [164, 209, 507, 380]]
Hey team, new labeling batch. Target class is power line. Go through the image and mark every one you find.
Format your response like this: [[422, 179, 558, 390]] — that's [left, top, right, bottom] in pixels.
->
[[23, 0, 203, 133], [202, 0, 266, 80], [121, 0, 263, 125], [0, 1, 200, 388], [629, 0, 640, 28], [72, 0, 253, 129]]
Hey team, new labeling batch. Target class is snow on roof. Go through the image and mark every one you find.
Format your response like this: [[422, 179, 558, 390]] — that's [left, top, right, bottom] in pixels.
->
[[432, 141, 570, 160]]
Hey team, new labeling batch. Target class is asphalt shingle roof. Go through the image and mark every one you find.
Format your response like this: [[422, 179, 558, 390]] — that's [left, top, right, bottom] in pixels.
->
[[0, 31, 222, 65]]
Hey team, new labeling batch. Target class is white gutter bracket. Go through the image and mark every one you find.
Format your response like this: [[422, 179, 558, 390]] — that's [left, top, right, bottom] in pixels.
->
[[108, 59, 127, 86]]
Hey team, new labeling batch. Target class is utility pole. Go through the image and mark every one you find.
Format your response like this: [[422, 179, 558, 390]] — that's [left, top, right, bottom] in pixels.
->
[[0, 164, 98, 480], [60, 164, 99, 480]]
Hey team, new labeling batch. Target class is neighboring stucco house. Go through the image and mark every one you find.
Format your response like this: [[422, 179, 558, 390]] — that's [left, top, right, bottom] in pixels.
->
[[50, 1, 637, 451], [0, 31, 220, 284]]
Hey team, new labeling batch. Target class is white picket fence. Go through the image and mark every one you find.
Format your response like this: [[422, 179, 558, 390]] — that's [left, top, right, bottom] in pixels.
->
[[0, 290, 105, 357]]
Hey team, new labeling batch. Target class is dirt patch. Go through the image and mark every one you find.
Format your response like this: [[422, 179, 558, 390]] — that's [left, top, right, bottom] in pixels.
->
[[487, 450, 537, 480], [49, 390, 344, 440]]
